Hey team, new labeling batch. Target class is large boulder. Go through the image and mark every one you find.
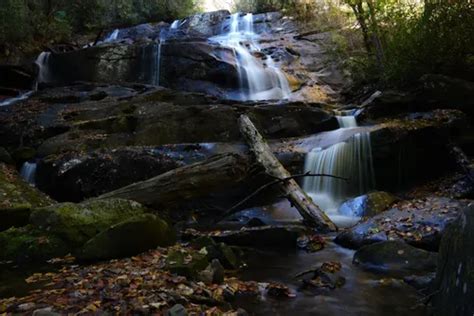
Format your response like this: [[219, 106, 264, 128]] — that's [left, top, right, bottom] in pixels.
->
[[78, 213, 176, 261], [0, 198, 174, 263], [0, 163, 54, 232], [30, 198, 149, 247], [353, 240, 438, 275], [339, 191, 399, 218], [432, 203, 474, 316], [36, 147, 187, 202], [335, 197, 468, 251]]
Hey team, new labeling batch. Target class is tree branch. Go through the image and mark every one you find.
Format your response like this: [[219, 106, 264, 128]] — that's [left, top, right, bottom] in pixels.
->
[[216, 172, 347, 223]]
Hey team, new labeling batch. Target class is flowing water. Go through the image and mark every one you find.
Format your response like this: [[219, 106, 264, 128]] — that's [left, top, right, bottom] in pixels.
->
[[170, 20, 180, 29], [303, 115, 375, 227], [235, 240, 427, 316], [35, 52, 52, 84], [104, 29, 120, 42], [210, 13, 291, 101], [20, 161, 37, 185], [0, 91, 34, 107]]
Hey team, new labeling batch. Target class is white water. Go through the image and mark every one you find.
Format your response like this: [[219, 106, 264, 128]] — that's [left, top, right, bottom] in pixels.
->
[[35, 52, 52, 84], [0, 91, 34, 107], [210, 13, 291, 101], [170, 20, 180, 29], [20, 162, 37, 185], [336, 116, 358, 128], [303, 115, 375, 227], [104, 29, 120, 42]]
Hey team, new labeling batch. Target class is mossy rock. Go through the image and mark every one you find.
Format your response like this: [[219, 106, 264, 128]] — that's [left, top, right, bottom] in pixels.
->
[[0, 163, 54, 232], [78, 213, 176, 261], [30, 198, 148, 247], [339, 191, 399, 218], [165, 248, 209, 278], [0, 226, 69, 263]]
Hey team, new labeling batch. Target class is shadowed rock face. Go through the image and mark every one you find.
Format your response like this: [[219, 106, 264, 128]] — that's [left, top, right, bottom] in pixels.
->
[[433, 204, 474, 316]]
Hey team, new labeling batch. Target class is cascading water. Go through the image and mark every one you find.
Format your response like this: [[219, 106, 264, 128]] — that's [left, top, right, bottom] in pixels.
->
[[303, 114, 375, 227], [104, 29, 120, 42], [170, 20, 180, 29], [210, 13, 291, 101], [20, 161, 37, 185], [35, 52, 52, 84]]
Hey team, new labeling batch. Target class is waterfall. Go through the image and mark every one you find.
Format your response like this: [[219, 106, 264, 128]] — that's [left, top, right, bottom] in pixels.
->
[[337, 116, 358, 128], [20, 161, 37, 185], [35, 52, 52, 84], [303, 115, 375, 227], [104, 29, 120, 42], [210, 13, 291, 101], [170, 20, 180, 29]]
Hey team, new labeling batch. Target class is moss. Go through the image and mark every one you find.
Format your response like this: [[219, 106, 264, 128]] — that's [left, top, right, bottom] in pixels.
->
[[0, 226, 69, 263], [165, 248, 209, 278], [78, 213, 176, 261], [30, 198, 148, 247], [0, 163, 54, 231]]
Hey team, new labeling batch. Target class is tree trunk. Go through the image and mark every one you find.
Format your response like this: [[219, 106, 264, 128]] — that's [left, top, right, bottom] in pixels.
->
[[239, 115, 337, 232], [99, 153, 251, 208]]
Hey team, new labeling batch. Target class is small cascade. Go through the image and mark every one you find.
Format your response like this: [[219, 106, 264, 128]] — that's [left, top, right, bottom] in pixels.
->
[[170, 20, 180, 29], [35, 52, 52, 84], [337, 116, 358, 128], [152, 29, 168, 86], [210, 13, 291, 101], [0, 91, 34, 107], [20, 161, 37, 185], [104, 29, 120, 42], [303, 115, 375, 227]]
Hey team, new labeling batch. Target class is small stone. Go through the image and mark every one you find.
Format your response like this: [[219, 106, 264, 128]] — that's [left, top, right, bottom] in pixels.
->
[[18, 303, 36, 312], [166, 304, 187, 316]]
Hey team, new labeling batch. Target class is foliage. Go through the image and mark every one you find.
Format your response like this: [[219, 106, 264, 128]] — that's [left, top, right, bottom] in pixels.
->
[[0, 0, 200, 49], [342, 1, 474, 87]]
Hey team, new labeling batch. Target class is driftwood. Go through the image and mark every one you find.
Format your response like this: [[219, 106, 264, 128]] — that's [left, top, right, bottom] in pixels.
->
[[99, 153, 250, 208], [239, 115, 337, 232], [218, 172, 346, 222]]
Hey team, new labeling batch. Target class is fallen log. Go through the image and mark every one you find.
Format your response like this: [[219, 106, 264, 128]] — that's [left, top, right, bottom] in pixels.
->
[[98, 153, 251, 208], [239, 115, 337, 232]]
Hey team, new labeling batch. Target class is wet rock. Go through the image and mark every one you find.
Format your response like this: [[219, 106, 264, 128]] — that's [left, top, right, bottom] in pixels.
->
[[180, 10, 230, 37], [335, 197, 467, 251], [78, 213, 176, 261], [30, 198, 149, 247], [198, 259, 225, 285], [11, 146, 36, 163], [403, 273, 435, 291], [339, 191, 399, 218], [165, 248, 209, 278], [353, 241, 438, 274], [166, 304, 187, 316], [36, 147, 187, 202], [432, 203, 474, 316], [189, 236, 240, 269], [0, 163, 54, 232], [370, 110, 466, 191], [300, 261, 346, 292]]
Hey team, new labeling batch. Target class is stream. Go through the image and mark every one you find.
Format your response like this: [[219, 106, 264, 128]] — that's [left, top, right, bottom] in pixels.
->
[[236, 240, 426, 316]]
